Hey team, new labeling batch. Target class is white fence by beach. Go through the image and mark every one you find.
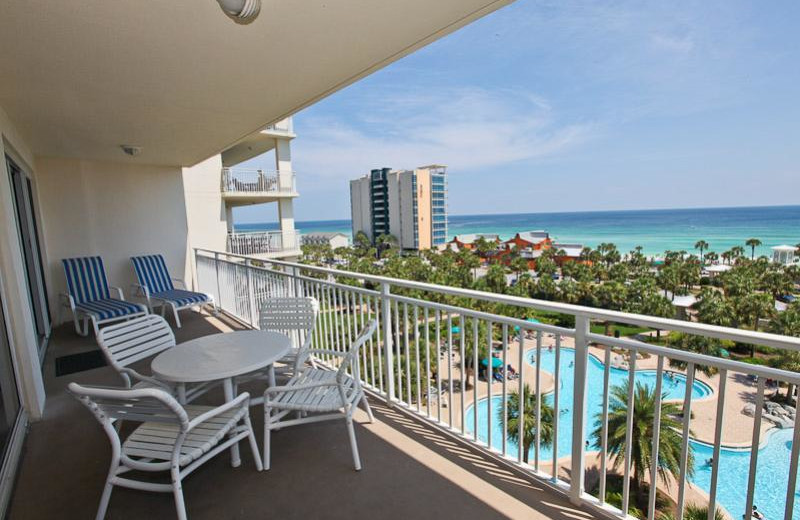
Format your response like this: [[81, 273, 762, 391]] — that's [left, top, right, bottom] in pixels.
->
[[194, 248, 800, 520]]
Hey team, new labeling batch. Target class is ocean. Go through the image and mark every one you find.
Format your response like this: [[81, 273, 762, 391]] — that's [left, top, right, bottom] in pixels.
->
[[235, 205, 800, 257]]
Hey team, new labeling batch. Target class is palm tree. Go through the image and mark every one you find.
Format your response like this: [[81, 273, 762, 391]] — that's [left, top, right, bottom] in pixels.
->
[[500, 384, 554, 464], [745, 238, 762, 260], [592, 381, 693, 512], [770, 303, 800, 398], [694, 240, 709, 263], [659, 504, 725, 520]]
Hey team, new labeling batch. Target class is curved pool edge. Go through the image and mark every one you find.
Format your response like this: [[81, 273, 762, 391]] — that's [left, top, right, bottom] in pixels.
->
[[523, 346, 716, 403]]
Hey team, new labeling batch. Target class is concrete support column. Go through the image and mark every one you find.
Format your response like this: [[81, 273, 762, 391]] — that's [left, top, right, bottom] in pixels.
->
[[274, 138, 296, 250]]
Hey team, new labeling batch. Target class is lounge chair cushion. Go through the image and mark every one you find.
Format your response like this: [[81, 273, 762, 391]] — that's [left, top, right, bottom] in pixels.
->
[[131, 255, 175, 294], [151, 289, 210, 307], [75, 299, 146, 321], [62, 256, 111, 304]]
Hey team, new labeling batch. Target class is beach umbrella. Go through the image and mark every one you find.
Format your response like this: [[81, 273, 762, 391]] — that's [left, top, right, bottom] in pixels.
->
[[481, 357, 503, 368]]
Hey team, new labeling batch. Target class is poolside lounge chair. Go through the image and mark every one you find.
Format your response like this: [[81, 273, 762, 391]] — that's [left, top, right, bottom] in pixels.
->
[[130, 254, 215, 328], [59, 256, 147, 336]]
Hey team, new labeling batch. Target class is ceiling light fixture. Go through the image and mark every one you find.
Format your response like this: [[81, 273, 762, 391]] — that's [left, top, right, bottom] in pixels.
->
[[120, 145, 141, 157], [216, 0, 261, 24]]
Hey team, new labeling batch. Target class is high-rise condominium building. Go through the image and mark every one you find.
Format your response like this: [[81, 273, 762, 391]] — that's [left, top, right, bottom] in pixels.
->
[[350, 165, 448, 250]]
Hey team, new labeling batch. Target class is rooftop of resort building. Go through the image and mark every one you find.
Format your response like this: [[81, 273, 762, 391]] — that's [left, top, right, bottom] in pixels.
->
[[510, 230, 551, 243], [451, 233, 501, 244]]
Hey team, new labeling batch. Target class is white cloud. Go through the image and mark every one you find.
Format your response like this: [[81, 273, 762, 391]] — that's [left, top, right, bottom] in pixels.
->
[[651, 33, 695, 54], [292, 87, 593, 180]]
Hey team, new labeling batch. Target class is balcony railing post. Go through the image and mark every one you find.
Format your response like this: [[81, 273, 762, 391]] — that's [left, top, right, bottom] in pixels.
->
[[214, 252, 222, 309], [291, 265, 302, 298], [381, 282, 395, 405], [570, 314, 590, 505], [245, 258, 257, 327]]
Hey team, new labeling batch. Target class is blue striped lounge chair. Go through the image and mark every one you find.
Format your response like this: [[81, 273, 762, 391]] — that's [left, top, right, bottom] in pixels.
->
[[60, 256, 148, 336], [130, 254, 215, 328]]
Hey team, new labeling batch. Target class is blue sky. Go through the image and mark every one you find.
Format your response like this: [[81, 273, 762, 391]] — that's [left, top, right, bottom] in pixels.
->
[[235, 0, 800, 224]]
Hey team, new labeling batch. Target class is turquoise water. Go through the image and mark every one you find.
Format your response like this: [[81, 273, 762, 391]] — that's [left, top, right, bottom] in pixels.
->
[[237, 205, 800, 256], [464, 348, 712, 463], [464, 348, 800, 519]]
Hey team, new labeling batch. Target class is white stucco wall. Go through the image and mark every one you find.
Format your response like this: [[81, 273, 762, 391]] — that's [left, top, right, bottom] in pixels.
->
[[34, 157, 190, 313], [0, 105, 46, 419], [181, 155, 228, 284]]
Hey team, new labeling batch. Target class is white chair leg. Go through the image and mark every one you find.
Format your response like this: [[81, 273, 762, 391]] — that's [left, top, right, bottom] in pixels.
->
[[243, 415, 263, 471], [360, 394, 374, 423], [345, 413, 362, 471], [73, 314, 85, 336], [171, 467, 187, 520], [263, 407, 272, 470], [172, 304, 182, 328], [95, 462, 117, 520]]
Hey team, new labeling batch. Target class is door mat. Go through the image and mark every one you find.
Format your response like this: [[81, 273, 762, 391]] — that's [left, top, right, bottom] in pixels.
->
[[55, 350, 107, 377]]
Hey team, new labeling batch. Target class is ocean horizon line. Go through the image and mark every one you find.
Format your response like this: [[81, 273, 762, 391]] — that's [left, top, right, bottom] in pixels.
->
[[236, 203, 800, 227]]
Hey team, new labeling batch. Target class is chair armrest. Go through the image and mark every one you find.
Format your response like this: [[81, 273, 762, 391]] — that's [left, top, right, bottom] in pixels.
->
[[59, 293, 75, 308], [130, 283, 151, 298], [186, 392, 250, 431], [171, 278, 187, 290], [306, 348, 347, 358], [109, 286, 125, 301], [119, 368, 174, 392], [264, 380, 337, 396]]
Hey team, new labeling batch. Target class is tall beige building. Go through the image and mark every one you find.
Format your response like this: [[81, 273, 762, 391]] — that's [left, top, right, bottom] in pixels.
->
[[350, 165, 447, 250]]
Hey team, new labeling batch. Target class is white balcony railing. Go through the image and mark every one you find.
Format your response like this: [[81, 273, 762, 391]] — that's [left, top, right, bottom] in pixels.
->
[[264, 118, 293, 133], [226, 231, 299, 256], [221, 168, 295, 194], [194, 248, 800, 520]]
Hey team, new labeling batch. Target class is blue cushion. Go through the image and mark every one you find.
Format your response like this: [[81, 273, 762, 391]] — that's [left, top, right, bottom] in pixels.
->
[[131, 255, 175, 295], [75, 299, 145, 321], [62, 257, 111, 304], [151, 289, 210, 307]]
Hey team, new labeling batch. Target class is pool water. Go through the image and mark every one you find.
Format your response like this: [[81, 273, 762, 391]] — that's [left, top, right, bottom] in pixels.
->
[[464, 347, 800, 519], [465, 348, 712, 463]]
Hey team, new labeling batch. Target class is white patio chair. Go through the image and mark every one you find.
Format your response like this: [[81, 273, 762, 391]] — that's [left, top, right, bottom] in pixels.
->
[[69, 383, 262, 520], [259, 296, 319, 373], [263, 320, 377, 471], [233, 297, 318, 400], [96, 315, 213, 403]]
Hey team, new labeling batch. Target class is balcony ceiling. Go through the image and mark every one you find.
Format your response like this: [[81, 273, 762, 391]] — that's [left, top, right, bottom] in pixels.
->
[[0, 0, 513, 167]]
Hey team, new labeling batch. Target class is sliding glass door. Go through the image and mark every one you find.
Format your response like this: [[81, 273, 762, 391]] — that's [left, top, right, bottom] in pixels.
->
[[5, 156, 50, 360], [0, 294, 19, 458]]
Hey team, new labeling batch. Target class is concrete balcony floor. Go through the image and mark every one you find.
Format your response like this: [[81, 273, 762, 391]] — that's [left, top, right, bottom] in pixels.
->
[[8, 312, 597, 520]]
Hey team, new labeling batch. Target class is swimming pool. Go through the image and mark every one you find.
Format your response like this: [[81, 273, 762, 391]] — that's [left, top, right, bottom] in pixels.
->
[[465, 347, 712, 463], [464, 347, 800, 519]]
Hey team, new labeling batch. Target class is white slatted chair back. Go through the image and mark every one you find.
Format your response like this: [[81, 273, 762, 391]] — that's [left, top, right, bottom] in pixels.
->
[[97, 315, 175, 373], [259, 297, 318, 359]]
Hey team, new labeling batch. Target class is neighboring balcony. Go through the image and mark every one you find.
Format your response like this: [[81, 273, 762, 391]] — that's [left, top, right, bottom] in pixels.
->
[[226, 230, 301, 258], [221, 168, 298, 205]]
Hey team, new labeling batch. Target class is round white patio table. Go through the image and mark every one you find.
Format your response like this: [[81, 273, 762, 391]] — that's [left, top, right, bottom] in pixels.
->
[[151, 330, 292, 467]]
